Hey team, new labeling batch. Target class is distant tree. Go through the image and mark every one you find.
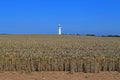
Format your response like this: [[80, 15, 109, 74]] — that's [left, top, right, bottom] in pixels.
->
[[101, 35, 120, 37], [85, 34, 96, 36], [0, 33, 8, 35], [76, 34, 81, 36]]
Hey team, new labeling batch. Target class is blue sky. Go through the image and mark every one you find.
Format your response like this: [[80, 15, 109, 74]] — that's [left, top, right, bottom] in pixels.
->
[[0, 0, 120, 35]]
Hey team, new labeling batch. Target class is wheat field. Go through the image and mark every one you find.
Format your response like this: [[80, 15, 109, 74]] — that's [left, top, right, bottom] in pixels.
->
[[0, 34, 120, 73]]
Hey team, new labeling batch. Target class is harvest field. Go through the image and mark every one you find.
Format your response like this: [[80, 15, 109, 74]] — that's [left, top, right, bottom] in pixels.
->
[[0, 34, 120, 74]]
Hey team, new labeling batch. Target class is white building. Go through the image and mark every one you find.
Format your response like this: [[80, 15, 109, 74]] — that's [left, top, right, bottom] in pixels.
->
[[58, 24, 62, 35]]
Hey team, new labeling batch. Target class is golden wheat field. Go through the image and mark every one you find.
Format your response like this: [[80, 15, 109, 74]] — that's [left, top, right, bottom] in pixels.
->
[[0, 34, 120, 74]]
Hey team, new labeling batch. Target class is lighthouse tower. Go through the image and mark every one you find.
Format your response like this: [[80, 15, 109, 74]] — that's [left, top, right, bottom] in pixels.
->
[[58, 24, 62, 35]]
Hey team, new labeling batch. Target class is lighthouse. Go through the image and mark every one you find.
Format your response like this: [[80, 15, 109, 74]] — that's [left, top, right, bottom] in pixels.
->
[[58, 24, 62, 35]]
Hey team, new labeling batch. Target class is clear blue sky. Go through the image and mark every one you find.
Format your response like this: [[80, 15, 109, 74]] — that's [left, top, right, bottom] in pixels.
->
[[0, 0, 120, 35]]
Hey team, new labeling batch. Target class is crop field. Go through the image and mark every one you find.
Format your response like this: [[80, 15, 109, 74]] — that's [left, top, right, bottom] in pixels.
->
[[0, 34, 120, 73]]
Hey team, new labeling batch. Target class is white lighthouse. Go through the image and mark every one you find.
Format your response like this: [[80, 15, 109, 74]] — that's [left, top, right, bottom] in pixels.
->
[[58, 24, 62, 35]]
